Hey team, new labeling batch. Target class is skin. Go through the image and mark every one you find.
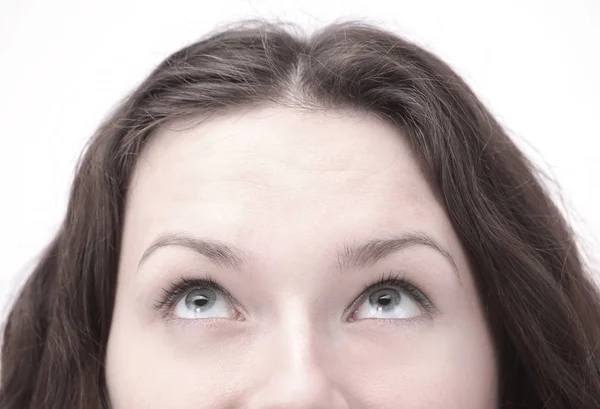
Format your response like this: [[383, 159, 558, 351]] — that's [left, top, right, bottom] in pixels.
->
[[105, 106, 499, 408]]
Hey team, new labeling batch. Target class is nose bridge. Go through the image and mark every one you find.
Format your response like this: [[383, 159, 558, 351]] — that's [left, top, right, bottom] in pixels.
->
[[245, 310, 349, 409]]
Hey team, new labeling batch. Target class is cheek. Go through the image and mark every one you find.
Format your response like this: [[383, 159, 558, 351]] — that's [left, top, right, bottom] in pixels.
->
[[105, 320, 498, 409], [332, 317, 498, 409], [105, 299, 249, 409]]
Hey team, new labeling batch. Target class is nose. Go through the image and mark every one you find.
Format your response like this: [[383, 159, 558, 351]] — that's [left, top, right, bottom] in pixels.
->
[[245, 364, 349, 409], [244, 322, 350, 409]]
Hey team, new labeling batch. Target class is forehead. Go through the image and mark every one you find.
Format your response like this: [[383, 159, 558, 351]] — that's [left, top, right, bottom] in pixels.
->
[[131, 106, 431, 202], [123, 106, 453, 260]]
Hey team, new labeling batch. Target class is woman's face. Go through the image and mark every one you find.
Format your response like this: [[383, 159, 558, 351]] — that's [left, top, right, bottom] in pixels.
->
[[105, 106, 498, 408]]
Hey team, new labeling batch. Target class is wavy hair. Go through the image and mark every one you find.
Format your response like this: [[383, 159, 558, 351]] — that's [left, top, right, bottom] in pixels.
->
[[1, 19, 599, 408]]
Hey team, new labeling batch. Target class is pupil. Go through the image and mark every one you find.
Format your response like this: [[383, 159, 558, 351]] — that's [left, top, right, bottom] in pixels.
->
[[378, 294, 392, 306], [194, 297, 208, 307]]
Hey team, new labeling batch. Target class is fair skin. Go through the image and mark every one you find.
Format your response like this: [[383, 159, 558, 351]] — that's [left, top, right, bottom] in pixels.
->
[[105, 106, 499, 408]]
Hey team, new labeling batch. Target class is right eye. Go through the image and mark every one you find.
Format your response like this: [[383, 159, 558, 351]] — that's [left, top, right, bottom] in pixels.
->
[[154, 277, 241, 321], [173, 287, 237, 319]]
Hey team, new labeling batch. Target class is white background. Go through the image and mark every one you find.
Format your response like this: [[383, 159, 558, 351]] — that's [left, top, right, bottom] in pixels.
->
[[1, 0, 599, 318]]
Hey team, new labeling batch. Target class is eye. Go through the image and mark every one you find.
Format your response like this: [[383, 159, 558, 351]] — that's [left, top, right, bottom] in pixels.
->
[[154, 276, 241, 321], [348, 272, 434, 321], [173, 287, 236, 319]]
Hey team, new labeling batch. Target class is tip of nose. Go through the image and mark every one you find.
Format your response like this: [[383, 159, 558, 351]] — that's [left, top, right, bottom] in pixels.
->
[[244, 371, 350, 409]]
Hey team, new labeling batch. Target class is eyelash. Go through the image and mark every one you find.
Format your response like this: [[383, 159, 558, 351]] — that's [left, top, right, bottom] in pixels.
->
[[153, 274, 239, 318], [346, 270, 436, 323], [153, 270, 436, 322]]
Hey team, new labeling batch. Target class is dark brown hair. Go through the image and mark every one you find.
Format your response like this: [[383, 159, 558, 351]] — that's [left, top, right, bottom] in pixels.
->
[[1, 18, 599, 409]]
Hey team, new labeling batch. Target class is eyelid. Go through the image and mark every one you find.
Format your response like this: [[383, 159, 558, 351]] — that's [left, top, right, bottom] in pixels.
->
[[153, 275, 244, 319], [344, 270, 436, 320], [155, 270, 437, 323]]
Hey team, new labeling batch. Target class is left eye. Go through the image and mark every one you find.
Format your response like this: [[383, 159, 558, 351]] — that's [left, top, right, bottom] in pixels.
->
[[173, 287, 236, 319], [351, 287, 422, 320]]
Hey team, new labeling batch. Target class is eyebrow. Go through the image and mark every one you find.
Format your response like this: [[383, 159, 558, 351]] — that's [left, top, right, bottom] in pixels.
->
[[137, 231, 459, 278]]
